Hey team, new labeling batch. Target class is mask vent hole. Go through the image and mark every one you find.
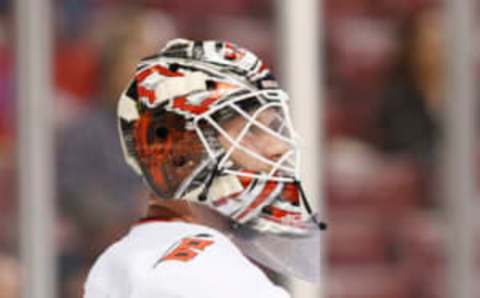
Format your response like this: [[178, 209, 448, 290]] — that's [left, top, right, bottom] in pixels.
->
[[206, 80, 217, 90], [155, 126, 169, 140], [168, 63, 180, 72]]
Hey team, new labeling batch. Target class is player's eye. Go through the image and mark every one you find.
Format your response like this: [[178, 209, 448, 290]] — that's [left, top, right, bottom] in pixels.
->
[[248, 125, 263, 135], [267, 118, 283, 132]]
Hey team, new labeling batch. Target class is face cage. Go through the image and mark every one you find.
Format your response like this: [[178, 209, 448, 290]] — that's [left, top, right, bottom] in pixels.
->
[[192, 89, 301, 183]]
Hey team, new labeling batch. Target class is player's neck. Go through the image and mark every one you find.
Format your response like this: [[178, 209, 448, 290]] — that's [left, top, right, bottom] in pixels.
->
[[146, 195, 195, 223]]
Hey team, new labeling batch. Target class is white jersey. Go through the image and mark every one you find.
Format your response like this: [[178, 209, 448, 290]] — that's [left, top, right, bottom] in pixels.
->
[[84, 220, 290, 298]]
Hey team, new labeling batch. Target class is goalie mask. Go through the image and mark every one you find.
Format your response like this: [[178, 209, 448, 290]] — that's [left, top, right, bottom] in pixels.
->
[[118, 39, 326, 282]]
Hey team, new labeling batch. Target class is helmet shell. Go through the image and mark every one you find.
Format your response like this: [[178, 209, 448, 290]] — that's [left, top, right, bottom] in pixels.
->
[[118, 39, 278, 198]]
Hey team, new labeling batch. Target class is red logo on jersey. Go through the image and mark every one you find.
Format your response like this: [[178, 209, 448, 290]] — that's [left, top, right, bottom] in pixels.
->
[[154, 234, 214, 265]]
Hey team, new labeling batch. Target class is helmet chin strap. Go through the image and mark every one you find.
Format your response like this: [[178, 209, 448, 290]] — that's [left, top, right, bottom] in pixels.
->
[[294, 180, 328, 231], [198, 161, 221, 202]]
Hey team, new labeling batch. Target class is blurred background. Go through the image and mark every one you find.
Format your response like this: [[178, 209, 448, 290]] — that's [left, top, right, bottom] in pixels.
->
[[1, 0, 479, 297]]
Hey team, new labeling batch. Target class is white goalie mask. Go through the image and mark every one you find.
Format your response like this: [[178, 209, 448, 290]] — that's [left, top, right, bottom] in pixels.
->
[[118, 39, 326, 282]]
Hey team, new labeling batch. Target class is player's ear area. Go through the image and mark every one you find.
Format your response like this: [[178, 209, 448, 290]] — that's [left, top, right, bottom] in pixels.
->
[[135, 110, 205, 199]]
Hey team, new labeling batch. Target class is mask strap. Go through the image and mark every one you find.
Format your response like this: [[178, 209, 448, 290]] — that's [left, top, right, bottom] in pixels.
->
[[295, 181, 328, 231], [198, 160, 221, 202]]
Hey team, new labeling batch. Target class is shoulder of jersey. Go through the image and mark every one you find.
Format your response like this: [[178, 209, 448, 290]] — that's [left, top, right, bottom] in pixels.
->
[[84, 222, 237, 287], [128, 221, 243, 265], [85, 221, 291, 298]]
